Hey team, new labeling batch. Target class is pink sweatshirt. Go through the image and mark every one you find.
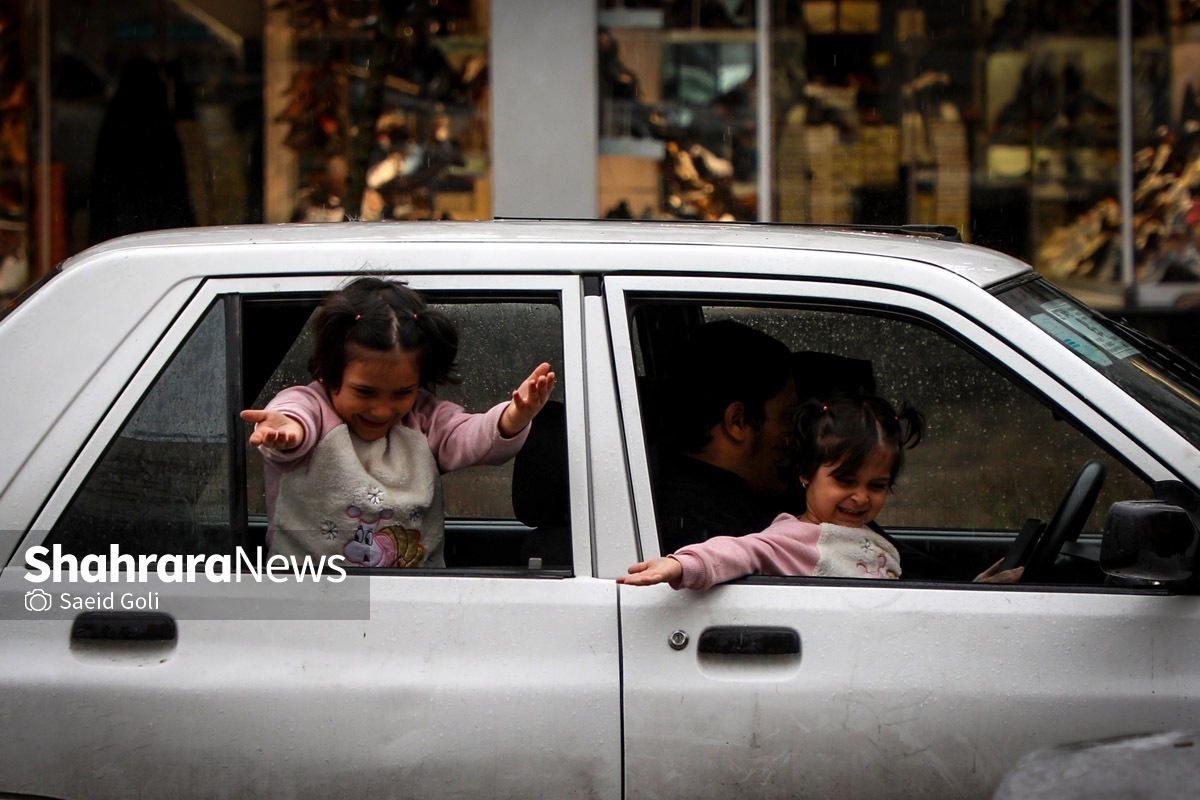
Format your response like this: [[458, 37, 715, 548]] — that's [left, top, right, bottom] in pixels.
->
[[670, 513, 901, 590], [261, 383, 526, 505], [256, 382, 528, 568]]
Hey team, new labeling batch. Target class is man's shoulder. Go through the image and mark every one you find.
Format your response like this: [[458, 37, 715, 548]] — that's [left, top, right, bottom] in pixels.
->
[[657, 454, 744, 492], [654, 455, 777, 550]]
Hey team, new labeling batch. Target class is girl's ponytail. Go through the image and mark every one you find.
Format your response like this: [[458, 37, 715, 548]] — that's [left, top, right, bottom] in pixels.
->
[[896, 404, 925, 451], [407, 304, 459, 388]]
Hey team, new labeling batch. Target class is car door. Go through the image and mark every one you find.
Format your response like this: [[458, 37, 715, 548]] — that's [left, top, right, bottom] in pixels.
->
[[0, 271, 622, 800], [607, 268, 1200, 800]]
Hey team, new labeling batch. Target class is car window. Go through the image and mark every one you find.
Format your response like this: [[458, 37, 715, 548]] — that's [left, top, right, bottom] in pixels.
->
[[48, 291, 571, 573], [50, 299, 235, 557], [632, 298, 1153, 585]]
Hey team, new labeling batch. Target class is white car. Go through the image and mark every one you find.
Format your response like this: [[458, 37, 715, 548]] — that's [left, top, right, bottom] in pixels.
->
[[1, 220, 1198, 800]]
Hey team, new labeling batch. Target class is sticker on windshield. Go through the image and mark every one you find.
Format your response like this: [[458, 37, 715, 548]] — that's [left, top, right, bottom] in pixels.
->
[[1031, 313, 1112, 366], [1040, 299, 1140, 360]]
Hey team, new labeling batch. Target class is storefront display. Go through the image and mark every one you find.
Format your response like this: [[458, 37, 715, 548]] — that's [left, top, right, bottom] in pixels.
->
[[595, 0, 1200, 316], [9, 0, 263, 303], [266, 0, 490, 223], [0, 0, 1196, 339], [0, 0, 26, 302]]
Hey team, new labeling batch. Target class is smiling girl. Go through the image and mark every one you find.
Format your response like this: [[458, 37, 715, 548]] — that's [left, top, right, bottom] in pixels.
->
[[242, 277, 555, 569], [620, 393, 1019, 588]]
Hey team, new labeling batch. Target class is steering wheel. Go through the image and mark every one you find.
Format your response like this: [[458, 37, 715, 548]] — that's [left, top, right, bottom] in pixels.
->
[[1015, 460, 1107, 582]]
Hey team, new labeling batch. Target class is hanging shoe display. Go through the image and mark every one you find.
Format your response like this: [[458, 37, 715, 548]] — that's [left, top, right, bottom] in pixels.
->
[[273, 0, 487, 222]]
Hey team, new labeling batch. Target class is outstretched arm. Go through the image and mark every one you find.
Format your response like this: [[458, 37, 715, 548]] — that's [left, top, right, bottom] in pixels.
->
[[499, 362, 556, 438], [240, 408, 306, 450], [618, 557, 684, 588]]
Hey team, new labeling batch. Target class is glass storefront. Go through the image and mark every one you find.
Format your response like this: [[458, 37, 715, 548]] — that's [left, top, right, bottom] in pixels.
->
[[0, 0, 1197, 349], [0, 0, 491, 308], [596, 0, 1200, 317], [24, 0, 264, 291], [263, 0, 490, 224]]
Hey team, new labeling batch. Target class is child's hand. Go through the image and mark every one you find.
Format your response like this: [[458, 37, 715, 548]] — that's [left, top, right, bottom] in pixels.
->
[[973, 558, 1024, 584], [241, 409, 305, 450], [499, 362, 556, 438], [617, 556, 683, 588]]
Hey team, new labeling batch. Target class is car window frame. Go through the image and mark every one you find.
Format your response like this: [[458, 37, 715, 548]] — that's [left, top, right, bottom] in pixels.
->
[[20, 273, 593, 578], [604, 274, 1176, 566]]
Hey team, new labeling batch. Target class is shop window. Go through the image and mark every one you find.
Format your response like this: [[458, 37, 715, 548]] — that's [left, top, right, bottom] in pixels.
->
[[43, 0, 265, 261], [593, 0, 1200, 321], [265, 1, 491, 223]]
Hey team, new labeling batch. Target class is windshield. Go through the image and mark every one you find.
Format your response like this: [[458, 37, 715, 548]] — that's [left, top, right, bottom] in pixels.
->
[[998, 278, 1200, 449]]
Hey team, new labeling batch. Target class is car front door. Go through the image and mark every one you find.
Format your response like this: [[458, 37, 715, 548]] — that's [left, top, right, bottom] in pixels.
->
[[608, 270, 1200, 799], [0, 271, 622, 800]]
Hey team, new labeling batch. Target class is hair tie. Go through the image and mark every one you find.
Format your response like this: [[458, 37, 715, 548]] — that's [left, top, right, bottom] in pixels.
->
[[354, 314, 361, 321], [822, 405, 828, 412], [412, 312, 419, 322]]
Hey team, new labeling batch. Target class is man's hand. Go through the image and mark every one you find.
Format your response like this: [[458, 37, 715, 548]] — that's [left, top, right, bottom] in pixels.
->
[[617, 556, 683, 588], [499, 362, 556, 438], [241, 409, 305, 450], [973, 558, 1024, 584]]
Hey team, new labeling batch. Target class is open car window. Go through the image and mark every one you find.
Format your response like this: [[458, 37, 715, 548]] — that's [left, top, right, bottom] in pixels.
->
[[631, 298, 1154, 586], [47, 289, 572, 574]]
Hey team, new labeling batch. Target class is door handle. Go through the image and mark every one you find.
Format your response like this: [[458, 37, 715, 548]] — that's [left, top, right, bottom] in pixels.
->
[[698, 626, 800, 656], [71, 612, 177, 643]]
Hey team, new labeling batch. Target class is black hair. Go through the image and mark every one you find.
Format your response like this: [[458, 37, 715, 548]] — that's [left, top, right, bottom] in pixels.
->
[[663, 319, 793, 454], [793, 394, 925, 488], [307, 276, 459, 391]]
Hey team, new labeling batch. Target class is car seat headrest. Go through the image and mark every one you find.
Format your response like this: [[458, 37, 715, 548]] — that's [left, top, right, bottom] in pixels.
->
[[791, 351, 876, 400]]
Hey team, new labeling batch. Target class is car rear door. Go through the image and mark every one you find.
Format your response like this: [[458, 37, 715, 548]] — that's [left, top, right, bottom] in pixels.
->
[[0, 269, 622, 800], [606, 266, 1200, 800]]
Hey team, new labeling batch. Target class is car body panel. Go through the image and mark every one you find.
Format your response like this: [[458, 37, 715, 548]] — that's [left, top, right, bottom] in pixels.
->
[[605, 271, 1200, 798], [0, 572, 623, 800], [619, 582, 1200, 799]]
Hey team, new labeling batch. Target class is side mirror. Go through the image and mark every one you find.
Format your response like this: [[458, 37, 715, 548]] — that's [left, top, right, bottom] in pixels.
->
[[1101, 498, 1200, 584]]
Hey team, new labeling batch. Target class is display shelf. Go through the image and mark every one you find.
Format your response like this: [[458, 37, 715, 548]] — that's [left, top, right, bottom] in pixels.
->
[[659, 28, 756, 44], [598, 7, 664, 29], [265, 0, 490, 223], [599, 136, 666, 158]]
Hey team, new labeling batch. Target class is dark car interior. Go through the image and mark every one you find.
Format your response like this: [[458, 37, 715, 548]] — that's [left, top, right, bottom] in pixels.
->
[[239, 292, 556, 571], [625, 297, 1139, 586]]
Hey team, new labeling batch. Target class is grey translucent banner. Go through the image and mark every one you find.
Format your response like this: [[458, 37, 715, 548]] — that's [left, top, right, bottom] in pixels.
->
[[2, 540, 374, 620]]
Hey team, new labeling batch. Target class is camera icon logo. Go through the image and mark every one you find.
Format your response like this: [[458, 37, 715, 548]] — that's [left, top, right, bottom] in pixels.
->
[[24, 589, 53, 612]]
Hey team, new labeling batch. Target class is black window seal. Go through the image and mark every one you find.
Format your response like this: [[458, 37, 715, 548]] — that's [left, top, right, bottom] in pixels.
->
[[224, 293, 251, 550]]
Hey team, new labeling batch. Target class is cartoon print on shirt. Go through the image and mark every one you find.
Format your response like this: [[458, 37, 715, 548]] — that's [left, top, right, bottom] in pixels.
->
[[342, 505, 427, 568], [856, 538, 897, 578]]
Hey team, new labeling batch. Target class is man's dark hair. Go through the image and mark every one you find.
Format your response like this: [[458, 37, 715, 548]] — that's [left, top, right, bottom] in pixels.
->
[[661, 320, 792, 453]]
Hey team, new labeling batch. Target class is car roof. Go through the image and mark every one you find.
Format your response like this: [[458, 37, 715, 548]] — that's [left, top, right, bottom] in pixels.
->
[[63, 219, 1033, 289]]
